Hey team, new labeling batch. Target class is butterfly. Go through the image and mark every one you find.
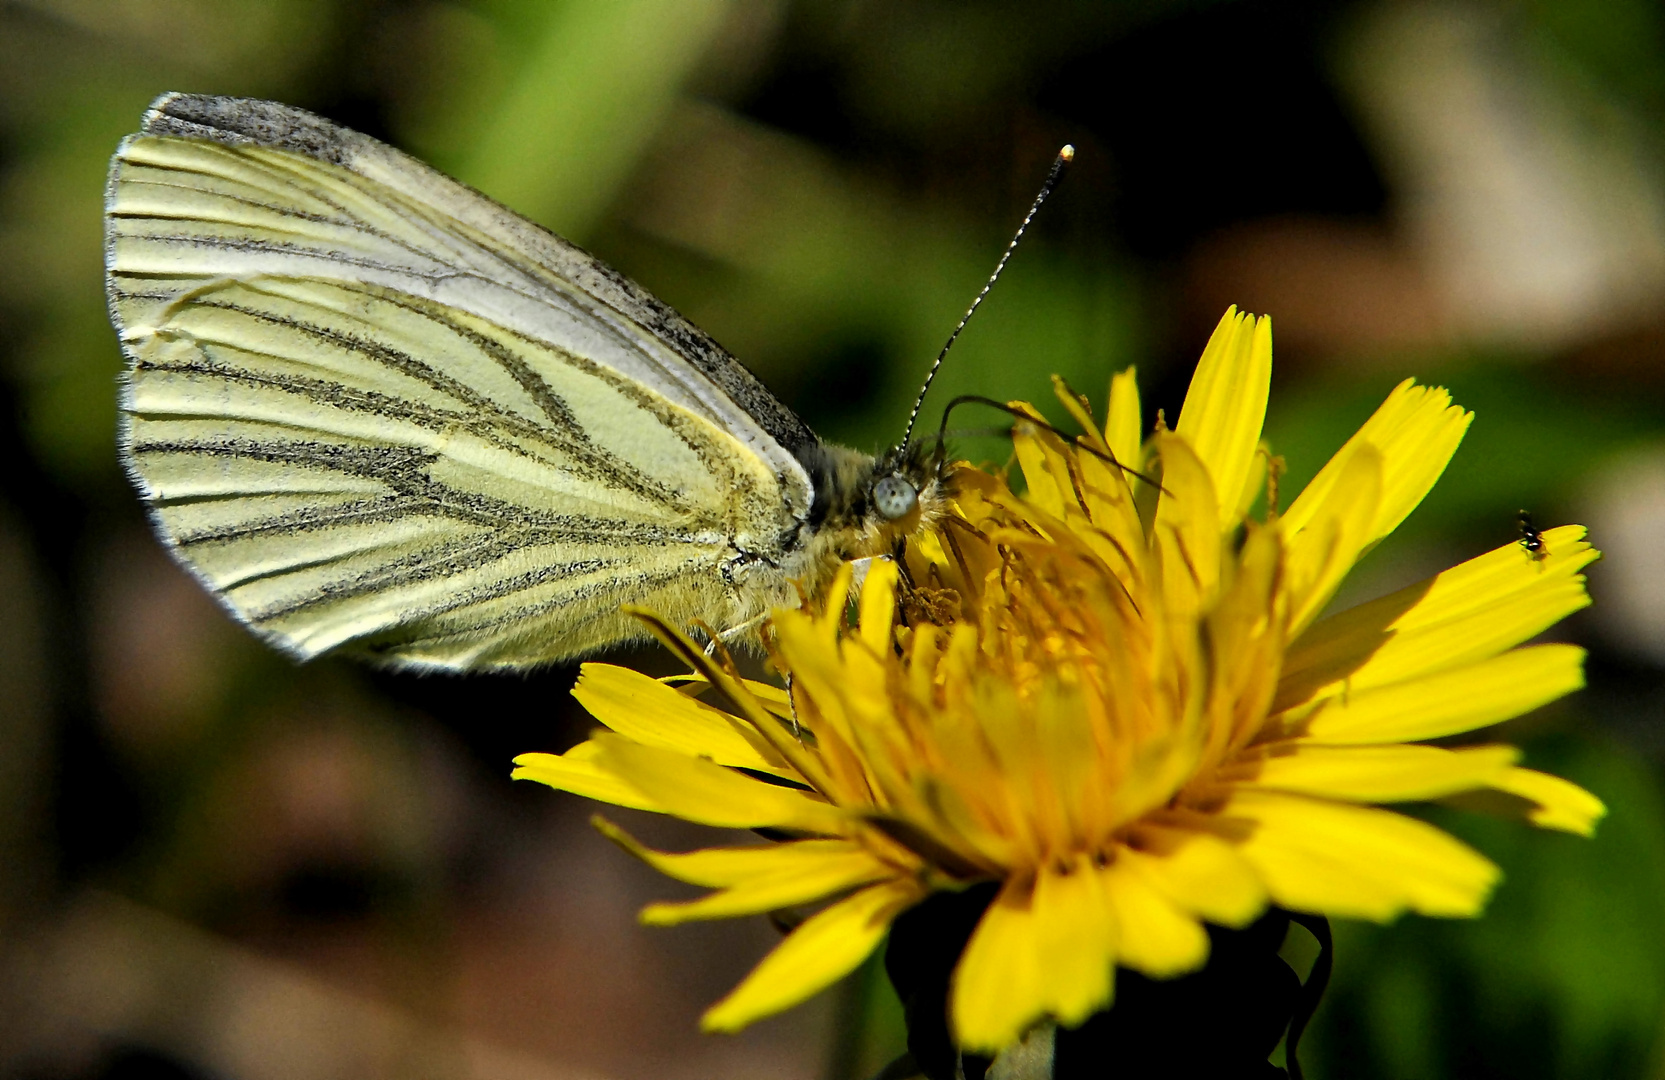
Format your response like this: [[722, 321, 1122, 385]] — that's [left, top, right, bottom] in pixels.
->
[[105, 93, 957, 671]]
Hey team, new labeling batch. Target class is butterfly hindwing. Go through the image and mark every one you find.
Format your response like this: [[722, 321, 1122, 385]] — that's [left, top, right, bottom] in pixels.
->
[[108, 94, 812, 669]]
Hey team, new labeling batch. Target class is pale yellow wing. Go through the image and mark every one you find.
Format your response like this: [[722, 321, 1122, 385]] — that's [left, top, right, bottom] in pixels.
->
[[107, 95, 812, 669]]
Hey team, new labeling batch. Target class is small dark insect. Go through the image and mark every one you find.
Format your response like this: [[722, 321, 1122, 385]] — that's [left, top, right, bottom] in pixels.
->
[[1518, 510, 1546, 560]]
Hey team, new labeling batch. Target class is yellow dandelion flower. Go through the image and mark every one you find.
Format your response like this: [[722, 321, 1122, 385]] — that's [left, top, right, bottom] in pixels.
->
[[514, 307, 1605, 1054]]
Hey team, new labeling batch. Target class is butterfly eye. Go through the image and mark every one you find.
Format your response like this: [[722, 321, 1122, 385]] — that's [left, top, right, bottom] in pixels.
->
[[873, 475, 918, 521]]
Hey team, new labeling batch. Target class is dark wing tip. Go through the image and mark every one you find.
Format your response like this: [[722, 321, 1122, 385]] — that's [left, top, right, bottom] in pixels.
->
[[138, 93, 358, 167]]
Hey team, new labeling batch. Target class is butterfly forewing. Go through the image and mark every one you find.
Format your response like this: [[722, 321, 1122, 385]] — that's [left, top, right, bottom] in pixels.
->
[[108, 94, 812, 669]]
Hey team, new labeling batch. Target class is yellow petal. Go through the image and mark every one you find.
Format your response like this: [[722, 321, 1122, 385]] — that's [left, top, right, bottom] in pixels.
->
[[1121, 825, 1268, 927], [951, 879, 1048, 1053], [1201, 522, 1285, 758], [1285, 644, 1586, 743], [1073, 453, 1151, 588], [911, 526, 952, 572], [858, 557, 901, 653], [625, 607, 837, 794], [890, 779, 1021, 874], [1013, 422, 1067, 519], [642, 852, 897, 925], [771, 608, 895, 803], [1152, 432, 1223, 613], [510, 748, 662, 812], [951, 859, 1120, 1052], [739, 678, 794, 712], [701, 878, 922, 1033], [1053, 375, 1110, 455], [819, 561, 857, 638], [593, 816, 871, 887], [1487, 767, 1607, 836], [1223, 789, 1499, 920], [1279, 526, 1598, 710], [573, 664, 791, 776], [1032, 857, 1118, 1027], [591, 734, 844, 833], [668, 674, 796, 719], [1099, 854, 1210, 977], [1223, 743, 1519, 802], [1176, 308, 1272, 530], [1107, 366, 1145, 480], [1281, 443, 1382, 634], [1280, 379, 1471, 546]]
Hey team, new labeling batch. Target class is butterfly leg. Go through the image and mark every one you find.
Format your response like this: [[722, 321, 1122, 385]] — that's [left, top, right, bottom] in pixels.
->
[[705, 612, 769, 656], [784, 673, 801, 740], [703, 616, 806, 743]]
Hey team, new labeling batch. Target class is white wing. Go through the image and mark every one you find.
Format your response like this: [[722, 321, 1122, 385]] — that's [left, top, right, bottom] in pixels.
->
[[106, 94, 818, 669]]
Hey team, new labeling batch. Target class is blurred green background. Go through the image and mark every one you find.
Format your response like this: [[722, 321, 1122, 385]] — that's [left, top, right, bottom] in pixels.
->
[[2, 1, 1665, 1078]]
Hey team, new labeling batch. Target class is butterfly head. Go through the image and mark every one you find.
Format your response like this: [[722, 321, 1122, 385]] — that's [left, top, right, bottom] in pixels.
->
[[870, 437, 953, 529], [800, 439, 953, 566], [872, 472, 919, 520]]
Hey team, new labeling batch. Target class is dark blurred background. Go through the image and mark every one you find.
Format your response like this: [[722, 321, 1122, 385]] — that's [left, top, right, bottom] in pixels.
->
[[1, 1, 1664, 1077]]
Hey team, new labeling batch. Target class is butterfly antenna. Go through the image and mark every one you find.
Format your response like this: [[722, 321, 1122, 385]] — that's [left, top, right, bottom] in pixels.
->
[[900, 144, 1075, 451], [937, 393, 1166, 492]]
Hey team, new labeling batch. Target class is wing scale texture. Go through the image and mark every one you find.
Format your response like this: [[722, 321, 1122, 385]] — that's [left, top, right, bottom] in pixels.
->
[[108, 94, 815, 668]]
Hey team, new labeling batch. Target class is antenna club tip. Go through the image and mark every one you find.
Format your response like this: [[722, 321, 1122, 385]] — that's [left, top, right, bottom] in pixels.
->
[[1059, 144, 1076, 162]]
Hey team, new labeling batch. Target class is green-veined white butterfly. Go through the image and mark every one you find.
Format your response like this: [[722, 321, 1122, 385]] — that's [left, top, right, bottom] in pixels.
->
[[105, 93, 957, 671]]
